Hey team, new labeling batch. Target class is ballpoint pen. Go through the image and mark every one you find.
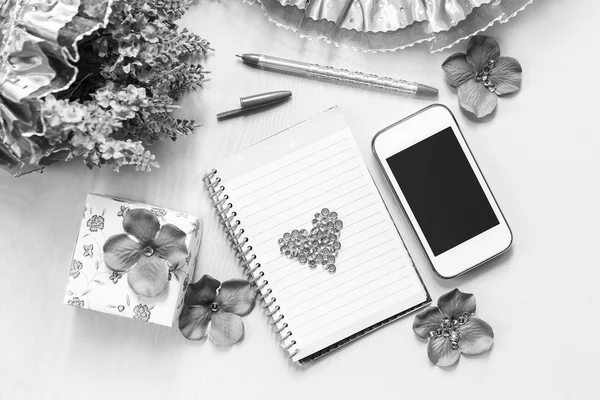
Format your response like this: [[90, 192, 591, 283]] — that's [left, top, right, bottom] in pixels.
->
[[236, 53, 438, 97], [217, 90, 292, 120]]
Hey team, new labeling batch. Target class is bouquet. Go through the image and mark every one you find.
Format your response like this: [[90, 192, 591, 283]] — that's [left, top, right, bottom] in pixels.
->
[[0, 0, 211, 176]]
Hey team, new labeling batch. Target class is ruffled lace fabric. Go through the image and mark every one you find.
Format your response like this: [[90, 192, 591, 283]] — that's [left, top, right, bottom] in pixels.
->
[[244, 0, 534, 53], [0, 0, 112, 176], [273, 0, 492, 33]]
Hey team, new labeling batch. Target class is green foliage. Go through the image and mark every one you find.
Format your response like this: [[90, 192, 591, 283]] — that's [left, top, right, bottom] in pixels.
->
[[44, 0, 210, 172]]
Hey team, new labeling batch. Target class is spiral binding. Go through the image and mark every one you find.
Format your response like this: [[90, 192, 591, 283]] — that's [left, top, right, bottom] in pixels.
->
[[203, 169, 300, 360]]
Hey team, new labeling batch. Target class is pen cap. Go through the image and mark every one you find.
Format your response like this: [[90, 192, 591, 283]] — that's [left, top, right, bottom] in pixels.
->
[[240, 91, 291, 109]]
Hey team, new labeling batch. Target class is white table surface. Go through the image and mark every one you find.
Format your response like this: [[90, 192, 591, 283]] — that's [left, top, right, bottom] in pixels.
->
[[1, 1, 598, 399]]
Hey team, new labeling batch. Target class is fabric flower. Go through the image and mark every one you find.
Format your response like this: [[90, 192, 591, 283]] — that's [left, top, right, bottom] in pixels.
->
[[442, 35, 522, 118], [119, 84, 147, 104], [99, 141, 124, 160], [103, 208, 188, 297], [69, 260, 83, 279], [59, 106, 87, 123], [142, 44, 160, 61], [68, 297, 85, 308], [70, 132, 97, 154], [413, 288, 494, 367], [86, 215, 105, 232], [140, 24, 159, 43], [133, 304, 152, 322], [179, 275, 255, 347], [109, 100, 137, 120]]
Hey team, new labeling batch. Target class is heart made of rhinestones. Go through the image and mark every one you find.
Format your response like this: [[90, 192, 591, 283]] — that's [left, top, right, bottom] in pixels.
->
[[278, 208, 343, 273]]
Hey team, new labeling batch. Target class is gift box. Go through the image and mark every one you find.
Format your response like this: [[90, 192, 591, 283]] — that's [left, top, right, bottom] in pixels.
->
[[64, 194, 203, 327]]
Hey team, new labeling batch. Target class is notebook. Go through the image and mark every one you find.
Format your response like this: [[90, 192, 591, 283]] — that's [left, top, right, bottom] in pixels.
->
[[203, 107, 430, 364]]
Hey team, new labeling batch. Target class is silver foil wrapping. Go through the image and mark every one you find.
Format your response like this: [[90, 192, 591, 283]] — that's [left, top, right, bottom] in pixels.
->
[[0, 0, 112, 176]]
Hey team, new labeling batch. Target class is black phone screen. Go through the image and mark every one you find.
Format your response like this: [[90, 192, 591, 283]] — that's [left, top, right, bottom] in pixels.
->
[[386, 127, 499, 256]]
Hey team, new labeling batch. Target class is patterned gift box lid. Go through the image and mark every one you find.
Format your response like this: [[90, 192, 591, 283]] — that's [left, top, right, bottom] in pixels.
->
[[64, 194, 203, 327]]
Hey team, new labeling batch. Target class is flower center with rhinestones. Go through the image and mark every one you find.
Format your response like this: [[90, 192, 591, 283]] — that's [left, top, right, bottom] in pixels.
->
[[143, 246, 154, 257], [475, 59, 497, 92], [429, 312, 472, 349], [210, 302, 220, 312]]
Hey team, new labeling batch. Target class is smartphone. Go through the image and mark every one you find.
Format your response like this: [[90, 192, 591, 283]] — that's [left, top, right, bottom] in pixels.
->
[[372, 104, 512, 279]]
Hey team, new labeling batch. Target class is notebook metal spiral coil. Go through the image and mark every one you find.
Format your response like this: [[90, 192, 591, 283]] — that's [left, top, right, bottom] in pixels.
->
[[203, 169, 300, 360]]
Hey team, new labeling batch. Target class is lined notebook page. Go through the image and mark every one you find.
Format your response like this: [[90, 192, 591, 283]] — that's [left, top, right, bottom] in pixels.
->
[[215, 109, 429, 362]]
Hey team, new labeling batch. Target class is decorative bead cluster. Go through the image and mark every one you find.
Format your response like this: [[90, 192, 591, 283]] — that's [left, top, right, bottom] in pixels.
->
[[278, 208, 343, 274], [429, 312, 472, 350], [475, 59, 497, 92]]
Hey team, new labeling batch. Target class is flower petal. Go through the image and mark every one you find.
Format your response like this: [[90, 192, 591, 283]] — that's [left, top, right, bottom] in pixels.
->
[[209, 311, 244, 347], [459, 317, 494, 355], [466, 35, 501, 72], [437, 288, 476, 319], [127, 254, 169, 298], [178, 305, 211, 340], [490, 56, 522, 96], [413, 306, 443, 339], [103, 233, 142, 272], [442, 53, 475, 88], [427, 336, 461, 367], [123, 208, 160, 244], [185, 275, 220, 306], [217, 279, 255, 316], [153, 223, 188, 269], [458, 79, 497, 118]]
